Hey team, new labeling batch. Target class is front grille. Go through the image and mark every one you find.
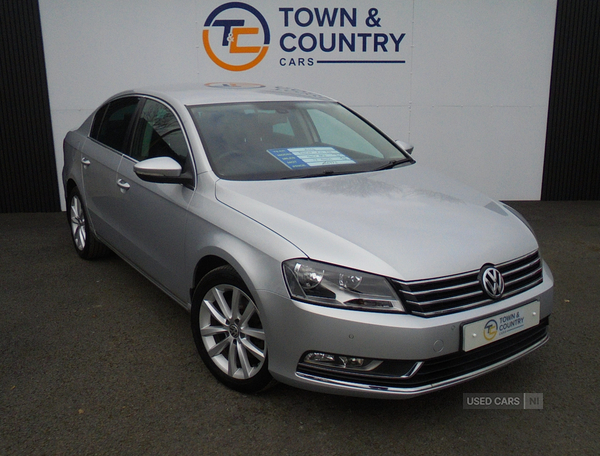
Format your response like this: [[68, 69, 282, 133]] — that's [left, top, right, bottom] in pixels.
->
[[391, 250, 543, 317], [297, 317, 549, 389]]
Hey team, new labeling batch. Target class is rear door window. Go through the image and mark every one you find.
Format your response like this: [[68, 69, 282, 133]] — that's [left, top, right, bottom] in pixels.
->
[[91, 97, 140, 152]]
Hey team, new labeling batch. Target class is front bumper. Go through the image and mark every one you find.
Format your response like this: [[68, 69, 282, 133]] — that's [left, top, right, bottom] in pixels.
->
[[295, 318, 548, 397], [258, 262, 553, 398]]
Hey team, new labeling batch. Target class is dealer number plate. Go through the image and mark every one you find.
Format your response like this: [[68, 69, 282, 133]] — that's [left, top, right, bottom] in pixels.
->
[[462, 301, 540, 352]]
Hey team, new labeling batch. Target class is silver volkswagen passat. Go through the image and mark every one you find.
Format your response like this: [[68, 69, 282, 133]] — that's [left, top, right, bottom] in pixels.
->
[[62, 83, 553, 398]]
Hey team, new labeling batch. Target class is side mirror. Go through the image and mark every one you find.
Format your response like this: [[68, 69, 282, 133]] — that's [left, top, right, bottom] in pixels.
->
[[134, 156, 191, 185], [395, 140, 414, 155]]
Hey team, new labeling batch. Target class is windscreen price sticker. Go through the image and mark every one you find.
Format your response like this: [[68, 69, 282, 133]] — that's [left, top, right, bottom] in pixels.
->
[[462, 301, 540, 351], [268, 146, 355, 169]]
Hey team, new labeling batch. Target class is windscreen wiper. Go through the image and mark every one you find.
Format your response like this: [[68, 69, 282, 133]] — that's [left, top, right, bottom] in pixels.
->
[[375, 158, 410, 171], [282, 168, 364, 179], [282, 169, 337, 179]]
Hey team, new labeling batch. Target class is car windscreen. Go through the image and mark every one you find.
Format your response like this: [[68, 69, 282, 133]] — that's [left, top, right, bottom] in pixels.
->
[[188, 101, 411, 180]]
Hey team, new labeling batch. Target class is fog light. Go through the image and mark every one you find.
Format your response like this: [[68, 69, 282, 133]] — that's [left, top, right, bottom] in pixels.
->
[[303, 352, 382, 371], [304, 352, 337, 364], [339, 356, 364, 368]]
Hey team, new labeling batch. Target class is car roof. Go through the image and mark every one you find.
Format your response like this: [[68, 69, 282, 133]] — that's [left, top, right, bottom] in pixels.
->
[[117, 83, 336, 106]]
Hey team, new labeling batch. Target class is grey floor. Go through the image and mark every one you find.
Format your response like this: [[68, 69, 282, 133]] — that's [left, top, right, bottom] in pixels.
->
[[1, 201, 599, 455]]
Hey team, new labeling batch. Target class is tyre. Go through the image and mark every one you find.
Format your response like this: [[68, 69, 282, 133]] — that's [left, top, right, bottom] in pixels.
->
[[67, 187, 110, 259], [191, 265, 274, 393]]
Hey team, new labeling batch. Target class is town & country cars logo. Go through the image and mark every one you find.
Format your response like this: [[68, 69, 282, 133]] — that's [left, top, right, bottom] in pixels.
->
[[203, 2, 270, 71], [203, 3, 407, 71], [483, 319, 498, 341]]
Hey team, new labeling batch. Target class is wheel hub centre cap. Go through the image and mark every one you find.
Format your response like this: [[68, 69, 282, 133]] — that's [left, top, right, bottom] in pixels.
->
[[229, 323, 240, 338]]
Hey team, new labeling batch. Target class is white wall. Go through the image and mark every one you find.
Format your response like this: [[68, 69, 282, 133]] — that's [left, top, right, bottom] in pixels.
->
[[39, 0, 556, 209]]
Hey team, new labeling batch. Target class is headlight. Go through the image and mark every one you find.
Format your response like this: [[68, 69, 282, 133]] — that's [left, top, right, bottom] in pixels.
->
[[283, 259, 404, 312]]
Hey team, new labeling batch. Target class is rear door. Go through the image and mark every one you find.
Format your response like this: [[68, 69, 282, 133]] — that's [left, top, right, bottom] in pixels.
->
[[81, 97, 140, 247]]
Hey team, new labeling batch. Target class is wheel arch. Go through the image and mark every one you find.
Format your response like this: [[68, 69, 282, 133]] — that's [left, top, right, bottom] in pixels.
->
[[65, 178, 78, 201], [191, 254, 230, 300], [188, 242, 292, 308]]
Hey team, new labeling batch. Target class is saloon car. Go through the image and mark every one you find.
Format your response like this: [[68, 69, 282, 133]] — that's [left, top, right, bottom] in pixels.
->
[[62, 83, 553, 398]]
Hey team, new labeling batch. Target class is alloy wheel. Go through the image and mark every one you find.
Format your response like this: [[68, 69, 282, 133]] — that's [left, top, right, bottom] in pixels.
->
[[70, 194, 86, 251], [199, 284, 266, 380]]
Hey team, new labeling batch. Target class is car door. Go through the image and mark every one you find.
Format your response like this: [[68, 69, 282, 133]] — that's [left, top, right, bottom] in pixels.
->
[[81, 97, 140, 247], [112, 97, 195, 302]]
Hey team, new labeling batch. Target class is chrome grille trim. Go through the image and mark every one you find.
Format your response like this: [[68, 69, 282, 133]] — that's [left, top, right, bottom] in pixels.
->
[[392, 250, 543, 317], [408, 279, 480, 297]]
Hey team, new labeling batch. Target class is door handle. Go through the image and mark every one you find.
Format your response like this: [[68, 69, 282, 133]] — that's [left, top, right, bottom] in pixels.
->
[[117, 179, 131, 192], [81, 157, 91, 167]]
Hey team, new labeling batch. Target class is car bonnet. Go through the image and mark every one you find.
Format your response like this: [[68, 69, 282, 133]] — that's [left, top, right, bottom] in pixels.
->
[[214, 164, 538, 281]]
